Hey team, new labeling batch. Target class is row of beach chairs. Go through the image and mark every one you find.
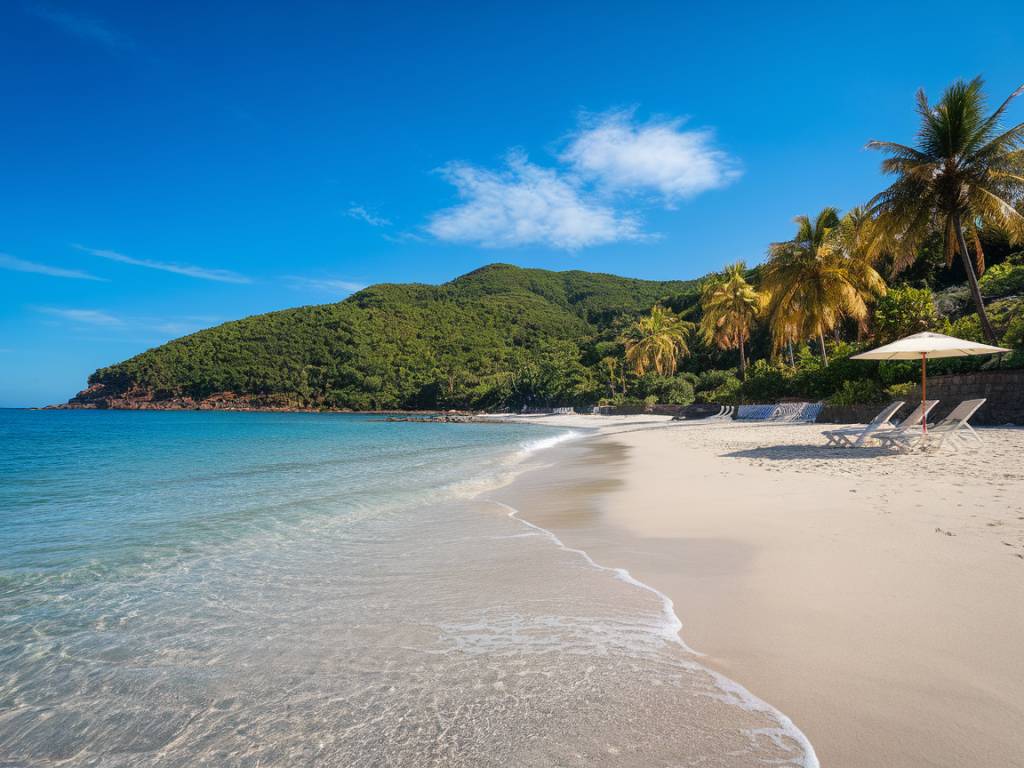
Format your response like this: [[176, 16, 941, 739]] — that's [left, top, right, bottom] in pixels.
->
[[823, 399, 986, 452], [736, 402, 824, 423]]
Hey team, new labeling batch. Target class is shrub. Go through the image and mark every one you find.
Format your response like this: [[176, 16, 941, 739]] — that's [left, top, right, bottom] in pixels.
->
[[1003, 313, 1024, 350], [632, 373, 695, 405], [885, 382, 916, 398], [944, 314, 985, 342], [828, 379, 886, 406], [703, 376, 743, 404], [980, 261, 1024, 298], [873, 286, 938, 341], [739, 359, 793, 401], [879, 360, 918, 387], [791, 341, 875, 399], [694, 368, 738, 392], [662, 378, 696, 405]]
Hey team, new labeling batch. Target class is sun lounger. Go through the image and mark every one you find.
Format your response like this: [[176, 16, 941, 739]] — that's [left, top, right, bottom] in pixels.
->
[[823, 401, 904, 448], [868, 400, 938, 443], [878, 398, 986, 452]]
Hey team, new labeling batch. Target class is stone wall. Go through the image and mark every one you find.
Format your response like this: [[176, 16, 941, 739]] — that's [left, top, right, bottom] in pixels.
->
[[595, 403, 694, 417], [901, 369, 1024, 425], [817, 370, 1024, 425], [817, 403, 910, 425]]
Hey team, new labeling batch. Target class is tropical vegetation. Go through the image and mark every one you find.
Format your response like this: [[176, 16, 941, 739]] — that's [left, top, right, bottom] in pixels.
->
[[698, 262, 762, 379], [867, 77, 1024, 341], [761, 207, 886, 365], [78, 76, 1024, 412], [622, 305, 693, 377]]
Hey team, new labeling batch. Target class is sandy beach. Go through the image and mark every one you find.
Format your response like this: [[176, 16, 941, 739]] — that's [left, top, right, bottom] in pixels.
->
[[494, 415, 1024, 767]]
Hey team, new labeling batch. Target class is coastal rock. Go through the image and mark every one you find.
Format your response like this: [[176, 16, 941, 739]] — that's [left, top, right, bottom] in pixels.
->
[[49, 384, 332, 412]]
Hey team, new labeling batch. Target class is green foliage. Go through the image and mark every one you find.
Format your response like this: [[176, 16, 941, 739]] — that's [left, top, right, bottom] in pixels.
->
[[632, 374, 695, 405], [944, 314, 985, 343], [699, 261, 763, 375], [1004, 313, 1024, 349], [621, 305, 694, 376], [84, 255, 1024, 412], [694, 368, 737, 393], [738, 359, 794, 401], [828, 379, 886, 406], [867, 77, 1024, 342], [980, 261, 1024, 298], [878, 360, 918, 387], [88, 264, 696, 411], [873, 286, 938, 341], [761, 207, 886, 360], [697, 376, 743, 405], [885, 382, 917, 398]]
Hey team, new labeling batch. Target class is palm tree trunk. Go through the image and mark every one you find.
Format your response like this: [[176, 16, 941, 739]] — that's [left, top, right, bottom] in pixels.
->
[[818, 327, 829, 366], [738, 338, 747, 380], [953, 213, 997, 342], [786, 339, 795, 367]]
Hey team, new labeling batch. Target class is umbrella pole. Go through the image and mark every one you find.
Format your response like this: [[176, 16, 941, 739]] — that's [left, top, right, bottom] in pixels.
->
[[921, 352, 927, 434]]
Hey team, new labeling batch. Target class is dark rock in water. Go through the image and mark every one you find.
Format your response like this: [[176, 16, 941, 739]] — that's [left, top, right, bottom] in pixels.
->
[[382, 414, 480, 423]]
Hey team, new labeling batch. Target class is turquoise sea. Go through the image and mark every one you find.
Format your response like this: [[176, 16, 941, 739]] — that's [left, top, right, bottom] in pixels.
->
[[0, 410, 815, 767]]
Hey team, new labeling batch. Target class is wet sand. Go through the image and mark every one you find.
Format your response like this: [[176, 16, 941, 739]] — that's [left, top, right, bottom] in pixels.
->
[[493, 418, 1024, 767]]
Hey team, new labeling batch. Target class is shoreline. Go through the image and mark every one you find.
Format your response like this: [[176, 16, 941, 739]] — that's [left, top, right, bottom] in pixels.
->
[[493, 416, 1024, 767], [486, 491, 819, 768]]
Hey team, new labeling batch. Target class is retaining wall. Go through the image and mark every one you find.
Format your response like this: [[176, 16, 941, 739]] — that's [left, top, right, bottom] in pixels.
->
[[817, 369, 1024, 425]]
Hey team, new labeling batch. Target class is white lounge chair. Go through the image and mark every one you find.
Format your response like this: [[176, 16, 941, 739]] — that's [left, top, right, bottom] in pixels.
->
[[823, 401, 904, 448], [869, 400, 939, 444], [878, 399, 987, 452]]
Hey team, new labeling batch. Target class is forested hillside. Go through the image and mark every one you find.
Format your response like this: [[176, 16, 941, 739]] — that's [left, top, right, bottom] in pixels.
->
[[73, 264, 700, 410]]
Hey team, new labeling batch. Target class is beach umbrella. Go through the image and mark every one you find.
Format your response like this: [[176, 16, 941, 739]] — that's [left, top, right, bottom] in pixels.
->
[[851, 332, 1010, 433]]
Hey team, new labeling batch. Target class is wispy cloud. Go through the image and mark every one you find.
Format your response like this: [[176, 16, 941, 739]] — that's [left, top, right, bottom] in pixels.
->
[[561, 109, 741, 202], [346, 204, 391, 227], [74, 245, 251, 284], [0, 252, 105, 281], [424, 110, 739, 250], [34, 308, 221, 340], [381, 231, 425, 244], [427, 152, 643, 250], [25, 3, 134, 50], [285, 276, 367, 295], [36, 307, 122, 326]]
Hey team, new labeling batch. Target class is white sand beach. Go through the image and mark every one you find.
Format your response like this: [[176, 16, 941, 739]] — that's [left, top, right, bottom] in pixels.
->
[[495, 415, 1024, 767]]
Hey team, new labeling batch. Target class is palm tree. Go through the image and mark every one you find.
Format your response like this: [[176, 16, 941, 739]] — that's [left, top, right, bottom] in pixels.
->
[[599, 355, 625, 397], [867, 77, 1024, 342], [832, 205, 885, 339], [699, 262, 763, 379], [762, 207, 886, 365], [622, 305, 693, 377]]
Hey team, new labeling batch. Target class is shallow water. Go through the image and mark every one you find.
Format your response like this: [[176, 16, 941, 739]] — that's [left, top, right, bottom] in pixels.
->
[[0, 410, 814, 766]]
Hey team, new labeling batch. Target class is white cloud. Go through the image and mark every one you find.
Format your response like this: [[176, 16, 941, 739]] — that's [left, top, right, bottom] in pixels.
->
[[561, 110, 741, 201], [34, 308, 222, 340], [0, 252, 105, 281], [74, 245, 251, 284], [346, 205, 391, 227], [36, 307, 122, 326], [25, 3, 133, 50], [427, 152, 642, 250], [286, 276, 367, 295], [144, 315, 222, 336]]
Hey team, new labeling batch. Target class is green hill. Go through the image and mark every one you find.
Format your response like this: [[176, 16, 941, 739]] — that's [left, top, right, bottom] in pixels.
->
[[73, 264, 700, 411]]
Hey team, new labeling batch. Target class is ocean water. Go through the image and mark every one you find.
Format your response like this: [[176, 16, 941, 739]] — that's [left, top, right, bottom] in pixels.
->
[[0, 410, 815, 767]]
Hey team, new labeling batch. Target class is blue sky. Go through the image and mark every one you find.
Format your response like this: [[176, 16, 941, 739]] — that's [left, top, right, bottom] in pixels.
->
[[2, 1, 1022, 406]]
